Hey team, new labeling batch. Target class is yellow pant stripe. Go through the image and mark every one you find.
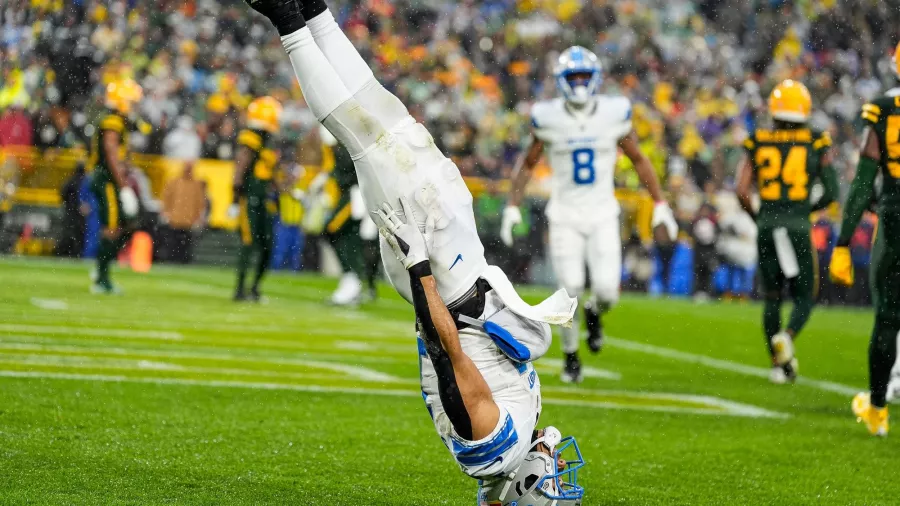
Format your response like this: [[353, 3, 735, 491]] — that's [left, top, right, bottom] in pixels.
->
[[105, 183, 118, 229], [326, 203, 353, 234], [239, 198, 252, 245]]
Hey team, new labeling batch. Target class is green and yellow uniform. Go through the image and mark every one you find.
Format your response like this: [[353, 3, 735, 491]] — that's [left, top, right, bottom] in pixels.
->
[[235, 128, 278, 247], [325, 142, 364, 278], [833, 96, 900, 408], [88, 110, 132, 229], [744, 126, 837, 339]]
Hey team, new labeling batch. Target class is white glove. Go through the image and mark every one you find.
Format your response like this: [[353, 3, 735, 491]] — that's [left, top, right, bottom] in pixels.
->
[[291, 188, 306, 202], [120, 186, 139, 218], [500, 206, 522, 247], [651, 201, 678, 242], [227, 203, 240, 220], [371, 197, 433, 270]]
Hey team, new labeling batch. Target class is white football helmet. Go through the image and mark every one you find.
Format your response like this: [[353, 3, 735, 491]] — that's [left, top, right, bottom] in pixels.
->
[[477, 427, 585, 506], [554, 46, 602, 106]]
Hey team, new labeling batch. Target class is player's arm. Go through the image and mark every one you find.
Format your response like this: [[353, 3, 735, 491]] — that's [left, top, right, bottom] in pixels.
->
[[811, 149, 838, 212], [102, 130, 127, 188], [830, 127, 880, 286], [373, 199, 500, 441], [501, 134, 544, 246], [735, 154, 756, 220], [619, 131, 663, 202], [233, 146, 253, 201], [620, 130, 678, 240], [837, 127, 879, 246]]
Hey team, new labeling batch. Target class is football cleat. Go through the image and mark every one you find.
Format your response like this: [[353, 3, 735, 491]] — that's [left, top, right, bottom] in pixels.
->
[[234, 290, 248, 302], [782, 358, 798, 383], [769, 366, 787, 385], [242, 0, 305, 36], [249, 288, 269, 304], [90, 282, 121, 295], [331, 272, 362, 307], [584, 302, 603, 353], [770, 331, 794, 366], [852, 392, 889, 437], [560, 352, 583, 384]]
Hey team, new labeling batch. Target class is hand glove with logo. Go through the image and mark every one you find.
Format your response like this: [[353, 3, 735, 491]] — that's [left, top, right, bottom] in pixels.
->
[[371, 197, 434, 270], [651, 201, 678, 242], [227, 203, 240, 220], [500, 206, 522, 247], [829, 246, 854, 286], [119, 186, 139, 218]]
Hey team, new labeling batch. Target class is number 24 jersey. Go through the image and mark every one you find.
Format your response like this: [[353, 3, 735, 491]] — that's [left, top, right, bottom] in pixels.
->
[[530, 96, 632, 224]]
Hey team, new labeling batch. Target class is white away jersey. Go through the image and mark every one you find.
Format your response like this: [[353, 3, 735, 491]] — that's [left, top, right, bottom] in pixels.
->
[[531, 96, 632, 224]]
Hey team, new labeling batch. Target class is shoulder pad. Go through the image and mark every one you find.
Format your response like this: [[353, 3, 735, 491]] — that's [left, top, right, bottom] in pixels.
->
[[100, 114, 125, 133], [861, 103, 882, 125], [237, 129, 263, 151]]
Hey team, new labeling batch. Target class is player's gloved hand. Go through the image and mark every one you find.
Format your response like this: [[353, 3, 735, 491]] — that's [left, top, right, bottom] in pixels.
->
[[500, 206, 522, 247], [291, 188, 306, 202], [371, 197, 434, 270], [119, 186, 139, 218], [829, 246, 854, 286], [227, 203, 240, 220], [651, 201, 678, 242]]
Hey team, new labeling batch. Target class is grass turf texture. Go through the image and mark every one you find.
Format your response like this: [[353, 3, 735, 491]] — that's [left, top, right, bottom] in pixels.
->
[[0, 257, 893, 505]]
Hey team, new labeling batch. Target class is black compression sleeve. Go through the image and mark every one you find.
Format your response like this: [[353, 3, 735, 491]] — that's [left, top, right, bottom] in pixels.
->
[[409, 262, 473, 440]]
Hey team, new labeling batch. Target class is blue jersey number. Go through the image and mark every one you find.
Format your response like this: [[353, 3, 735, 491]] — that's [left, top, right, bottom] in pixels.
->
[[572, 148, 595, 185]]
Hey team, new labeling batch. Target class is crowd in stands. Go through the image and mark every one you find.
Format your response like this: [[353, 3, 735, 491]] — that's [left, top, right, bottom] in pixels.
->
[[1, 0, 897, 301]]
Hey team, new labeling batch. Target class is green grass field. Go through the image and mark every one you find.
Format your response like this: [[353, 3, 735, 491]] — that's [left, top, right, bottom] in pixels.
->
[[0, 256, 894, 505]]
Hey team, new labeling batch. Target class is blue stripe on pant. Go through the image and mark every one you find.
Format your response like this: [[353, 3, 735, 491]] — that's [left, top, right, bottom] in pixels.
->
[[271, 218, 304, 271], [451, 413, 518, 466]]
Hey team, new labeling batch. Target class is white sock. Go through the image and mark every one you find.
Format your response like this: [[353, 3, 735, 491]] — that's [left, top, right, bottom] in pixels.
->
[[281, 27, 352, 121], [561, 310, 580, 355], [306, 9, 411, 131]]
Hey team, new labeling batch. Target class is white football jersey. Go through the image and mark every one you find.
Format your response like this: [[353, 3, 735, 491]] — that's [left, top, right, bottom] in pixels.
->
[[418, 290, 542, 478], [531, 96, 632, 224]]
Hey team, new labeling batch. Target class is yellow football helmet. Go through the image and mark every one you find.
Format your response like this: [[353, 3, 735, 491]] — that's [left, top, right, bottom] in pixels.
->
[[105, 79, 143, 115], [768, 79, 811, 123], [247, 96, 282, 134], [893, 41, 900, 79]]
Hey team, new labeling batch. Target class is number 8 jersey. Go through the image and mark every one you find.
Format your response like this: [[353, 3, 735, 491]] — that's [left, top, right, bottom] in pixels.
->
[[743, 127, 831, 231], [530, 96, 632, 224]]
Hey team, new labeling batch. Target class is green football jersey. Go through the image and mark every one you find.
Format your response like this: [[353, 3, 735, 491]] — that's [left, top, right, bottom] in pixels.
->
[[860, 96, 900, 214], [88, 110, 132, 188], [743, 127, 832, 230], [236, 128, 277, 199]]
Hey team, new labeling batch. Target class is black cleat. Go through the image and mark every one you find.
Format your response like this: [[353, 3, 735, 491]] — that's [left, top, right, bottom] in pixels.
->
[[243, 0, 306, 36], [234, 290, 248, 302], [561, 352, 583, 384], [585, 303, 603, 353], [249, 288, 269, 304]]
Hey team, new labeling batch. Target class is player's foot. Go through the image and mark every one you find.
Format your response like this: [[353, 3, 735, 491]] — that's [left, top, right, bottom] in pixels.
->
[[782, 358, 798, 383], [242, 0, 305, 35], [852, 392, 889, 437], [770, 331, 794, 366], [584, 301, 603, 353], [361, 286, 378, 303], [249, 288, 268, 304], [90, 282, 121, 295], [560, 352, 583, 384], [768, 366, 787, 385], [331, 272, 362, 306], [234, 290, 248, 302], [89, 267, 98, 283]]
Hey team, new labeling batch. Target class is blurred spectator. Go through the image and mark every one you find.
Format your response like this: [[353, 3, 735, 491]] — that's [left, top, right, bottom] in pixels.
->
[[716, 200, 757, 300], [57, 162, 86, 258], [163, 116, 202, 161], [0, 102, 33, 148], [160, 162, 206, 263]]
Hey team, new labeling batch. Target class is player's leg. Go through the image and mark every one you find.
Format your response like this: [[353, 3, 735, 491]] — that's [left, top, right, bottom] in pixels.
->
[[757, 230, 790, 380], [853, 227, 898, 435], [235, 196, 254, 300], [586, 218, 622, 353], [301, 0, 410, 132], [550, 222, 587, 383], [785, 229, 816, 339], [249, 202, 275, 300], [326, 202, 364, 306], [92, 182, 120, 294]]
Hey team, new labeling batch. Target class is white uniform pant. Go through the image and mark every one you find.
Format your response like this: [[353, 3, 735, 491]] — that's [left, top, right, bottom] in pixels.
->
[[549, 217, 621, 354], [352, 118, 487, 305]]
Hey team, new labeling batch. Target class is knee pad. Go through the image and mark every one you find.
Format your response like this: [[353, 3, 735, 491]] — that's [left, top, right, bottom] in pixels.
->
[[322, 99, 387, 158]]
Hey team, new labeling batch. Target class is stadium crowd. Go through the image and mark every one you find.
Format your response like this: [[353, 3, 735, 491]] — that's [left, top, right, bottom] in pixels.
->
[[0, 0, 896, 302]]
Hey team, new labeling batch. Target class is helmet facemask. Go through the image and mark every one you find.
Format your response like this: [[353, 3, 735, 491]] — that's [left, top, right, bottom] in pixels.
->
[[554, 46, 603, 107]]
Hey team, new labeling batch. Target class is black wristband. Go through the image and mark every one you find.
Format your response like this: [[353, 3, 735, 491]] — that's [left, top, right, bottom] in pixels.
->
[[408, 261, 432, 279]]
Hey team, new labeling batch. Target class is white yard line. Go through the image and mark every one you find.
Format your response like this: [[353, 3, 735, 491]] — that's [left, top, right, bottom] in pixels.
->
[[29, 298, 68, 310], [536, 358, 622, 380], [607, 336, 860, 396], [0, 324, 183, 341], [0, 342, 407, 383], [0, 370, 783, 418]]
